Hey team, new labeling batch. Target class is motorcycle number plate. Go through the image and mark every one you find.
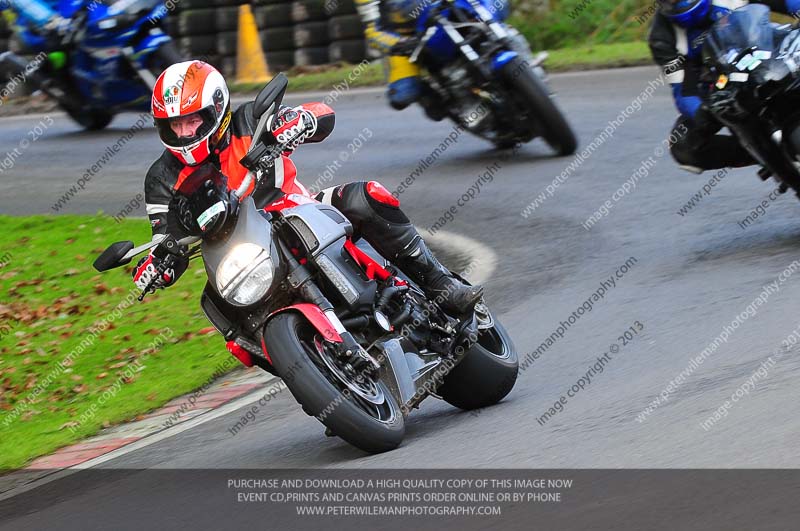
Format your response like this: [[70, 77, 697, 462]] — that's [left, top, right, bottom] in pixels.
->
[[197, 201, 225, 230]]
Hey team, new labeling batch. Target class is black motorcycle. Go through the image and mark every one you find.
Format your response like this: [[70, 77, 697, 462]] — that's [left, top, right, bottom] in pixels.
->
[[703, 4, 800, 196], [94, 74, 518, 453]]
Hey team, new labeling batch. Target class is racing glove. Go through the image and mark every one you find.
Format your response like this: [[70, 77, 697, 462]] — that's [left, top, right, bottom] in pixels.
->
[[39, 15, 76, 47], [271, 106, 317, 153], [45, 15, 73, 36], [389, 36, 420, 57], [132, 252, 185, 291]]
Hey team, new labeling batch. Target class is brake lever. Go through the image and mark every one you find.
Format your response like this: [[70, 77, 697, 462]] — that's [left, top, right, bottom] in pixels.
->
[[242, 123, 312, 175]]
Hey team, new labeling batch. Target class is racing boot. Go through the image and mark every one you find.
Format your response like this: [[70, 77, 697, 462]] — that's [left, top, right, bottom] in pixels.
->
[[321, 181, 484, 315], [393, 238, 484, 316]]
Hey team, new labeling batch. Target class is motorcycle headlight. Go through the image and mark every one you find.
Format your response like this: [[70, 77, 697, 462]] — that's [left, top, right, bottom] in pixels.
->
[[216, 243, 274, 305]]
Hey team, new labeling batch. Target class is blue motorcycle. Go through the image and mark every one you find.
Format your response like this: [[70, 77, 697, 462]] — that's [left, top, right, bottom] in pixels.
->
[[0, 0, 182, 130], [409, 0, 577, 154]]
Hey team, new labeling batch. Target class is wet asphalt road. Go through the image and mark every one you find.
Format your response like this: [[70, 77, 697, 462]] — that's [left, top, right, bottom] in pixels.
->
[[3, 66, 800, 528]]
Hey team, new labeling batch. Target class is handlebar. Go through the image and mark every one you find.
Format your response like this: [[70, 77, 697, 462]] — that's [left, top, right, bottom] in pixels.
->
[[237, 117, 315, 200]]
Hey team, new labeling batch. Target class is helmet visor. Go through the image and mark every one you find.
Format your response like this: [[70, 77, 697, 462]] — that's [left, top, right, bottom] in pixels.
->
[[155, 106, 219, 149]]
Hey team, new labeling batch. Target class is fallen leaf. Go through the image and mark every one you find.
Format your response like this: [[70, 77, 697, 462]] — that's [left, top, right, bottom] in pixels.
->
[[93, 284, 111, 295]]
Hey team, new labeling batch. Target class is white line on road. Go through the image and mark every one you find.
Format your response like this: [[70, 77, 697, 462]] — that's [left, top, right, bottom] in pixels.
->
[[427, 230, 497, 284]]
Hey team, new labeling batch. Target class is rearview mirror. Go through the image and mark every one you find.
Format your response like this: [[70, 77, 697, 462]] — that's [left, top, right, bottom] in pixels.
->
[[253, 72, 288, 120], [93, 241, 134, 272]]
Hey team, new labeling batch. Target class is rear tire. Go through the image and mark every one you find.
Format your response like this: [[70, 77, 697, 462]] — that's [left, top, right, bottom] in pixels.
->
[[500, 56, 577, 156], [437, 320, 518, 410], [264, 312, 405, 453]]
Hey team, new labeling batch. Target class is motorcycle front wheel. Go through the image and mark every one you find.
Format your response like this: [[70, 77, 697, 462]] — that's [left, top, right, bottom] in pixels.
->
[[264, 312, 405, 453], [500, 55, 577, 156], [64, 106, 113, 131]]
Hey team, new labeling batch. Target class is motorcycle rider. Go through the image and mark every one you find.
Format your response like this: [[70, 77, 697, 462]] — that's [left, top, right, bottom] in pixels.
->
[[134, 61, 483, 335], [355, 0, 510, 110], [650, 0, 800, 173]]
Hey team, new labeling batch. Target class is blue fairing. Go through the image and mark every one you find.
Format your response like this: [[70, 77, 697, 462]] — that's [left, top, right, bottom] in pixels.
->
[[416, 0, 512, 67], [77, 2, 171, 108]]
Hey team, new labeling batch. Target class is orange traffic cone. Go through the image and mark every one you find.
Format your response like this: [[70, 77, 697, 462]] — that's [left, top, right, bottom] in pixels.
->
[[236, 4, 271, 84]]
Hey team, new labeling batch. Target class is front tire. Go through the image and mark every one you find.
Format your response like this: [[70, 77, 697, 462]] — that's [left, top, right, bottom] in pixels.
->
[[64, 106, 113, 131], [500, 56, 577, 156], [264, 312, 405, 453], [437, 319, 518, 410]]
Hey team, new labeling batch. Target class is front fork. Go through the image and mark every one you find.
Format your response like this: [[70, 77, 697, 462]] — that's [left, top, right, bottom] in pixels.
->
[[728, 116, 800, 194], [280, 239, 381, 374]]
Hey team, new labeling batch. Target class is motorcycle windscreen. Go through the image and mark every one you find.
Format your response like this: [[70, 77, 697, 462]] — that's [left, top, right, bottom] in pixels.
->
[[705, 4, 774, 65]]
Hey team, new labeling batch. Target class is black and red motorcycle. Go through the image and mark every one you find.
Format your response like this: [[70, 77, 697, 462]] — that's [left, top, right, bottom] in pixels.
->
[[93, 74, 518, 453]]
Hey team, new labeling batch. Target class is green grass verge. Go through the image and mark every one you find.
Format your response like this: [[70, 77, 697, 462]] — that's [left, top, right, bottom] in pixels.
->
[[510, 0, 654, 50], [545, 41, 651, 72], [231, 42, 650, 95], [0, 214, 233, 470], [231, 61, 385, 94]]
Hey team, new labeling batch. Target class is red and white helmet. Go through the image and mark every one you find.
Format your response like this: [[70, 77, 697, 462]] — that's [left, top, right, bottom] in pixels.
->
[[152, 61, 231, 166]]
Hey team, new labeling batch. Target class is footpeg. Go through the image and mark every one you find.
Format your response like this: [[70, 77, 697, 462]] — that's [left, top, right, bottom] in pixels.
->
[[474, 300, 494, 330], [678, 164, 704, 174]]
